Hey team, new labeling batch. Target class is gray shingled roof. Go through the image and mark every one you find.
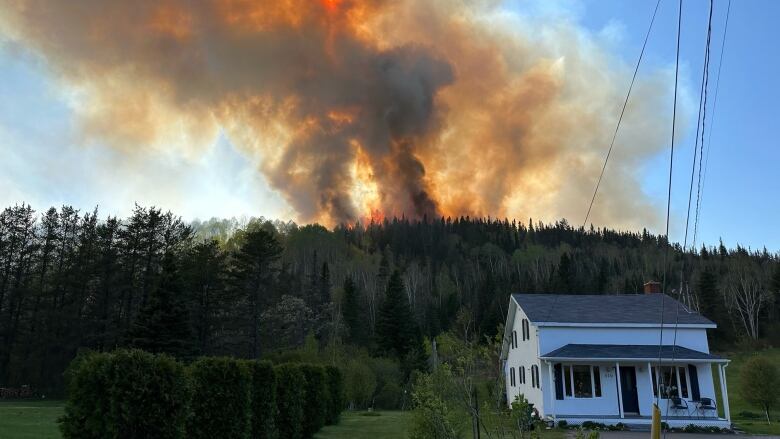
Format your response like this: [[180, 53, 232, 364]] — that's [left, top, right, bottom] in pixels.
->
[[540, 344, 724, 362], [512, 293, 714, 326]]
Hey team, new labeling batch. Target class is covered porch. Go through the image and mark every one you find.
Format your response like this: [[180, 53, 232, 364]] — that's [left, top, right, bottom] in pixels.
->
[[540, 344, 731, 429]]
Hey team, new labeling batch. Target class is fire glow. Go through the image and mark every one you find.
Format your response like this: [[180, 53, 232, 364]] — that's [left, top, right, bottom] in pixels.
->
[[0, 0, 674, 230]]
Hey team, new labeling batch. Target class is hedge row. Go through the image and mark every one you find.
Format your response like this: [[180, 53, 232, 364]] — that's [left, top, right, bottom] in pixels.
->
[[59, 350, 344, 439]]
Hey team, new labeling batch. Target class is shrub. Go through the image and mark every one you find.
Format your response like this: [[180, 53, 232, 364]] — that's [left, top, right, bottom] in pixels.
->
[[274, 363, 305, 439], [187, 357, 251, 439], [248, 360, 277, 439], [344, 359, 376, 409], [59, 351, 114, 439], [59, 350, 190, 439], [374, 382, 403, 409], [324, 366, 344, 424], [300, 364, 328, 438], [107, 349, 190, 438], [740, 356, 779, 424], [556, 420, 568, 428]]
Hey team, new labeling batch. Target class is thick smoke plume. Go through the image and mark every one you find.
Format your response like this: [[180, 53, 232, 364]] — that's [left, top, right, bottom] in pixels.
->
[[1, 0, 674, 228]]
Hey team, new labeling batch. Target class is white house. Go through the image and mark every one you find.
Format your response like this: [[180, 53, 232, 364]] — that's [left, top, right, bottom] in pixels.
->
[[500, 283, 731, 429]]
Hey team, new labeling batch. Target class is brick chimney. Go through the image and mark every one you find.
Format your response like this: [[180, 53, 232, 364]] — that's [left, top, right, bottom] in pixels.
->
[[643, 281, 661, 294]]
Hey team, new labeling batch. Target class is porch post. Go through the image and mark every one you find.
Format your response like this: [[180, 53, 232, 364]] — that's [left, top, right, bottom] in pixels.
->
[[547, 361, 556, 422], [720, 363, 731, 422], [647, 362, 654, 406], [615, 362, 624, 418]]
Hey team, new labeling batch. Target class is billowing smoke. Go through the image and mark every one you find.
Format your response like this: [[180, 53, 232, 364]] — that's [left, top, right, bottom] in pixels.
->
[[0, 0, 675, 228]]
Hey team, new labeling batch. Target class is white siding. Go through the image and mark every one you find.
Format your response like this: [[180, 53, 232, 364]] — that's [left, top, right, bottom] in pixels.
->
[[539, 326, 711, 356], [505, 300, 544, 413]]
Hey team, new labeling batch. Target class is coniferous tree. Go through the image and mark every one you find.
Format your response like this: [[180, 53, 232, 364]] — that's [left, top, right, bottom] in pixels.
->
[[375, 270, 417, 362], [230, 227, 282, 358], [128, 252, 193, 358], [341, 276, 364, 345]]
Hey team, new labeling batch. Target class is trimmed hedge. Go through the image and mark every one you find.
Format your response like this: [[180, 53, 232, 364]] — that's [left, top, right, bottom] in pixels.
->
[[324, 366, 344, 425], [300, 364, 327, 438], [60, 351, 345, 438], [187, 357, 252, 439], [274, 363, 305, 439], [59, 349, 189, 439], [248, 360, 277, 439], [60, 351, 114, 439]]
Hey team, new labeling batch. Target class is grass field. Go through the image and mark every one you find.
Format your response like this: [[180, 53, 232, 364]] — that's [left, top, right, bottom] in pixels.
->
[[0, 400, 63, 439], [315, 411, 411, 438], [713, 347, 780, 435]]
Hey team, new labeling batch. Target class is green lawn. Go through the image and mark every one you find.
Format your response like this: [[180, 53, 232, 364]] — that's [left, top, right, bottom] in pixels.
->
[[0, 400, 63, 439], [315, 411, 411, 438], [713, 347, 780, 435]]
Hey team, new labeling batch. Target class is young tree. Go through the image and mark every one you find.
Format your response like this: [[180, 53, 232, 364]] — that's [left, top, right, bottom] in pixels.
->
[[127, 252, 193, 358], [375, 270, 418, 362], [341, 276, 365, 345], [740, 356, 779, 424]]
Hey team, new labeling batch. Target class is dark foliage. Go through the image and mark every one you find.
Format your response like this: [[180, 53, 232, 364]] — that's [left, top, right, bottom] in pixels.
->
[[59, 349, 189, 439], [274, 363, 305, 439], [299, 364, 328, 438], [324, 366, 344, 425], [187, 357, 251, 439], [375, 271, 419, 361], [248, 360, 277, 439]]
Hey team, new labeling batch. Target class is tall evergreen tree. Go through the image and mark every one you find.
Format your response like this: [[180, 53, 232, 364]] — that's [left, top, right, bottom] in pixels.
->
[[341, 276, 364, 345], [230, 227, 282, 358], [375, 270, 417, 361], [127, 252, 193, 358]]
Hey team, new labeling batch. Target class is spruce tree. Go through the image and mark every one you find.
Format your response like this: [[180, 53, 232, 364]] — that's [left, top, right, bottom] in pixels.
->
[[128, 252, 193, 358], [375, 270, 417, 361], [342, 276, 364, 345]]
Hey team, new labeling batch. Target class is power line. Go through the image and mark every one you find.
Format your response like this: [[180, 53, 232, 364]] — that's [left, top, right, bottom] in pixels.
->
[[695, 0, 732, 247], [657, 0, 683, 409], [582, 0, 662, 229]]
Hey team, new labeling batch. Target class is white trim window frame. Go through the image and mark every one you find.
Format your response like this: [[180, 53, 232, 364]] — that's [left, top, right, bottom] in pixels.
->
[[561, 364, 603, 399], [652, 365, 691, 400]]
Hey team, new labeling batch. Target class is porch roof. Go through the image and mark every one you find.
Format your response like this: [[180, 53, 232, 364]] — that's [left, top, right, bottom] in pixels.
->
[[540, 344, 727, 363]]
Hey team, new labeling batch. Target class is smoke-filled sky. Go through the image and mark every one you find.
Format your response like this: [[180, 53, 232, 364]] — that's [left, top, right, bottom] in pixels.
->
[[1, 0, 778, 250]]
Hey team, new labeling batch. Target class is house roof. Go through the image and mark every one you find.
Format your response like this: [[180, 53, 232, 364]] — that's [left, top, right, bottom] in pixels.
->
[[511, 293, 714, 326], [540, 344, 726, 362]]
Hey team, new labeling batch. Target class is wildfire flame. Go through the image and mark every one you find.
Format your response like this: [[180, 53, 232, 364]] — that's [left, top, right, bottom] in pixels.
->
[[0, 0, 673, 230]]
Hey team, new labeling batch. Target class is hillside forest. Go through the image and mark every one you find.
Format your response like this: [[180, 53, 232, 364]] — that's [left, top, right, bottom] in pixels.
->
[[0, 203, 778, 398]]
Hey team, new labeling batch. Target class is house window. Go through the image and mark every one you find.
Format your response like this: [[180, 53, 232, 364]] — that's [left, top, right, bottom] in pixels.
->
[[510, 367, 516, 387], [530, 365, 539, 388], [560, 364, 602, 398], [652, 366, 689, 399], [512, 331, 517, 348], [521, 319, 530, 341], [520, 366, 526, 384]]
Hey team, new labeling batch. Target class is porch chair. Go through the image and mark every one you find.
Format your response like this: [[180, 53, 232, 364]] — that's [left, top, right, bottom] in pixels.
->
[[695, 397, 717, 418], [669, 397, 691, 417]]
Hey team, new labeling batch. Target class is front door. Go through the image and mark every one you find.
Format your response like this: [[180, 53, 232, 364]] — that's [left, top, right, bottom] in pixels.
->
[[620, 366, 640, 414]]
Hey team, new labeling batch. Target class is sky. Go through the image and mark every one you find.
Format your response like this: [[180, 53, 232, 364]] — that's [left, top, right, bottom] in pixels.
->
[[0, 0, 777, 251]]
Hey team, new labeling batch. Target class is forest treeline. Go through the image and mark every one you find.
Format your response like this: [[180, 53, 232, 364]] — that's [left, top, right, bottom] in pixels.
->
[[0, 203, 778, 393]]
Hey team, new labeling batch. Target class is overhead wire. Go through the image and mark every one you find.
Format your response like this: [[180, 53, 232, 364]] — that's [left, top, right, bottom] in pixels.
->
[[695, 0, 732, 248], [582, 0, 662, 229]]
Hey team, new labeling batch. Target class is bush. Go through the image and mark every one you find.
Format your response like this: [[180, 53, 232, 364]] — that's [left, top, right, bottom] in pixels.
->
[[187, 357, 251, 439], [299, 364, 327, 438], [324, 366, 344, 425], [374, 382, 403, 409], [248, 360, 277, 439], [344, 359, 376, 409], [274, 363, 305, 439], [740, 356, 779, 424], [59, 351, 114, 439], [59, 350, 190, 439], [107, 350, 190, 438], [556, 420, 568, 428]]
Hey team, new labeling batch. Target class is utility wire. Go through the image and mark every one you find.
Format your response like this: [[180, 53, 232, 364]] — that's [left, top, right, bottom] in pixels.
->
[[582, 0, 662, 229], [664, 2, 715, 434], [657, 0, 683, 409], [695, 0, 732, 247]]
